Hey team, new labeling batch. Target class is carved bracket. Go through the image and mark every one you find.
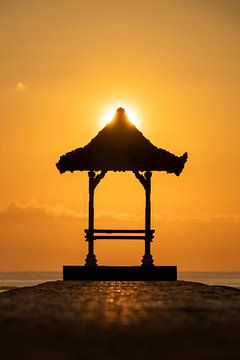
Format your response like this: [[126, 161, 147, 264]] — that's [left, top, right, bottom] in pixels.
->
[[133, 171, 152, 190], [89, 170, 107, 191]]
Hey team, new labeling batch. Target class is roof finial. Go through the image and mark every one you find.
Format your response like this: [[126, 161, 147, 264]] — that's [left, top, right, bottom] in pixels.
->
[[114, 107, 129, 125], [117, 107, 125, 112]]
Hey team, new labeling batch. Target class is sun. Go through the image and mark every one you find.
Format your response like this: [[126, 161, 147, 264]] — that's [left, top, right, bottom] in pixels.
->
[[101, 104, 140, 128]]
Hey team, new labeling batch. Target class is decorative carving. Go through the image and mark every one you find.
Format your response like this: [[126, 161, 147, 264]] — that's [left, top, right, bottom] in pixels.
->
[[133, 171, 152, 190], [89, 170, 107, 191]]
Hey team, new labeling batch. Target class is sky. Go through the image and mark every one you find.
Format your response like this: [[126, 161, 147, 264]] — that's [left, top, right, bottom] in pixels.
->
[[0, 0, 239, 271]]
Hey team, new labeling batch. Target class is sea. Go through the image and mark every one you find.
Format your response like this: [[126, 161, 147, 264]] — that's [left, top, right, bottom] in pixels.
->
[[0, 271, 239, 293]]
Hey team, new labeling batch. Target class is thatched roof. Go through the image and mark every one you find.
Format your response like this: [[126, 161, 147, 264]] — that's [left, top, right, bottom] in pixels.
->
[[56, 108, 187, 175]]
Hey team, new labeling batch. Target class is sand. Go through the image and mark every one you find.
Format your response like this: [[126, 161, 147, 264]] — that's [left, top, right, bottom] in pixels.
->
[[0, 280, 239, 360]]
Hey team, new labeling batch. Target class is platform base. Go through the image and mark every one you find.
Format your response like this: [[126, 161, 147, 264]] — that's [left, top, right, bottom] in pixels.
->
[[63, 266, 177, 281]]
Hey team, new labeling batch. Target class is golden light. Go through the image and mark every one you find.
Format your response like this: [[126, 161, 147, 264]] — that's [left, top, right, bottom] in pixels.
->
[[101, 104, 141, 128]]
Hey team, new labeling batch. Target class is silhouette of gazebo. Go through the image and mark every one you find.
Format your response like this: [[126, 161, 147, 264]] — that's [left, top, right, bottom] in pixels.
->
[[56, 108, 187, 273]]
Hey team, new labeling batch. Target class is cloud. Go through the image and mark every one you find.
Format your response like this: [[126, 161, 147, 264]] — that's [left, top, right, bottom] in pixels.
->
[[14, 82, 29, 92], [0, 200, 85, 225], [0, 200, 141, 226], [0, 200, 240, 226], [152, 212, 240, 225]]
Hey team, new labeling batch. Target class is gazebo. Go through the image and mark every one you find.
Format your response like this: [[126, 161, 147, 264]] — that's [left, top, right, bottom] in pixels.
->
[[56, 107, 187, 280]]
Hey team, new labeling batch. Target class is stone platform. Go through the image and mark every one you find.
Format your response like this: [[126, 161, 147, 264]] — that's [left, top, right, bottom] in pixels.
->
[[0, 281, 240, 360], [63, 265, 177, 281]]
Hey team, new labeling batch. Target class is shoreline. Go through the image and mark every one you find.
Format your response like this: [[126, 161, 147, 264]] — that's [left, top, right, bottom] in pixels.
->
[[0, 271, 239, 288]]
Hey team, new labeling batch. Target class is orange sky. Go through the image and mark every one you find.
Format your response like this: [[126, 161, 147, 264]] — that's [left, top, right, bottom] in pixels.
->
[[0, 0, 239, 271]]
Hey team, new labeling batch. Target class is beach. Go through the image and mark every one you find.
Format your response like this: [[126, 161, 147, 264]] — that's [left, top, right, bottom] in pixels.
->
[[0, 280, 239, 360]]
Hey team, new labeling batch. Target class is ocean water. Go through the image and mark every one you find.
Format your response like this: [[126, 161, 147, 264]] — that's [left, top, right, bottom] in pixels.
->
[[178, 272, 240, 289], [0, 272, 62, 292], [0, 271, 239, 292]]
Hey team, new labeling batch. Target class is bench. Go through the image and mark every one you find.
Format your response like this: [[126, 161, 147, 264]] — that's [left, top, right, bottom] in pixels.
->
[[84, 229, 155, 241]]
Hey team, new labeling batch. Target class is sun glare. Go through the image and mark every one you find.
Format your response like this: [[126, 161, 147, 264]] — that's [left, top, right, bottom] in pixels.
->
[[101, 105, 140, 128]]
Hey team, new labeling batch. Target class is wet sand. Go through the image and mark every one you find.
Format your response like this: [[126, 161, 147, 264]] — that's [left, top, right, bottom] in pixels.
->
[[0, 281, 239, 360]]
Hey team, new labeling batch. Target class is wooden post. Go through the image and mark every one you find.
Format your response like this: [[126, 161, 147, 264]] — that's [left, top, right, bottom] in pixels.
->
[[85, 170, 97, 266], [133, 171, 154, 266], [85, 170, 107, 266], [142, 171, 154, 266]]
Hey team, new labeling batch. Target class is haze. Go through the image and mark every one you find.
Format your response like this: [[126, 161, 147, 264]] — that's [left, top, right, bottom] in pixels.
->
[[0, 0, 239, 271]]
